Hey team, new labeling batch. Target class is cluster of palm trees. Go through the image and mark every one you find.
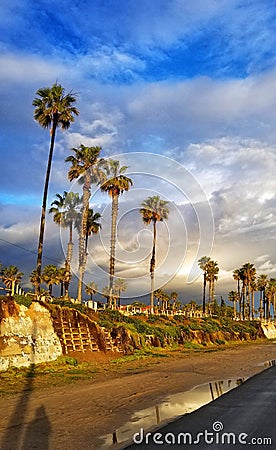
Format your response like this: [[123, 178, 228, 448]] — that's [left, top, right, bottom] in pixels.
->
[[198, 256, 219, 314], [153, 289, 181, 312], [32, 82, 170, 305], [230, 263, 276, 320], [0, 264, 23, 296]]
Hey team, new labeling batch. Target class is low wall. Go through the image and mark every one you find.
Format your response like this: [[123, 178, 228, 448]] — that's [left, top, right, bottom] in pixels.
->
[[0, 299, 62, 371]]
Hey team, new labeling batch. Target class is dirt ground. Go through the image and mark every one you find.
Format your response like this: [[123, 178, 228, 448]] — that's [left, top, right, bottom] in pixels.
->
[[0, 341, 275, 450]]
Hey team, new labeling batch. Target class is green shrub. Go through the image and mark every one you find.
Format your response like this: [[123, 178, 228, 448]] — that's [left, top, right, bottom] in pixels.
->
[[14, 294, 32, 308]]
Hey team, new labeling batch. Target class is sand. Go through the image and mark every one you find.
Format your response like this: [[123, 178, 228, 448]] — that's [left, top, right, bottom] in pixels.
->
[[0, 341, 275, 450]]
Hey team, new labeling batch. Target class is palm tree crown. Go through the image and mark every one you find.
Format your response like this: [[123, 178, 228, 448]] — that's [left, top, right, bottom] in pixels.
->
[[33, 83, 79, 131]]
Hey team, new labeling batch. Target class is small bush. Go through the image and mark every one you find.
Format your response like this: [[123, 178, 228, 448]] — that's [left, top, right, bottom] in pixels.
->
[[14, 295, 33, 309]]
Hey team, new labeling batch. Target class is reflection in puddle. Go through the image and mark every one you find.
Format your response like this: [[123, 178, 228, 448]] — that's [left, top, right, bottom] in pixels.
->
[[263, 359, 276, 368], [100, 378, 247, 448]]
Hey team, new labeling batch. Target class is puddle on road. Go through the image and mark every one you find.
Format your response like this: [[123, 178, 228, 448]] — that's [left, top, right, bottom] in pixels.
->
[[99, 377, 247, 448]]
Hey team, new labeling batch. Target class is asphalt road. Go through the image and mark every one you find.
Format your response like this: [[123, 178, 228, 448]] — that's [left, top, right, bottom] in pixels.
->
[[124, 364, 276, 449]]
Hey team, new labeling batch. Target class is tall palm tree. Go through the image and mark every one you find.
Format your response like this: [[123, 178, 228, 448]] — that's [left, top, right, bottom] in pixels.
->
[[101, 159, 133, 307], [2, 265, 23, 296], [240, 263, 256, 320], [265, 278, 276, 320], [85, 281, 98, 302], [140, 195, 169, 314], [33, 83, 79, 292], [49, 191, 81, 297], [66, 145, 102, 303], [198, 256, 211, 314], [113, 278, 127, 308], [206, 259, 219, 313], [257, 274, 268, 320], [233, 268, 242, 319]]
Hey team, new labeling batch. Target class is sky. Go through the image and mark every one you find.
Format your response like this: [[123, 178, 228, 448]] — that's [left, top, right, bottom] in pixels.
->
[[0, 0, 275, 303]]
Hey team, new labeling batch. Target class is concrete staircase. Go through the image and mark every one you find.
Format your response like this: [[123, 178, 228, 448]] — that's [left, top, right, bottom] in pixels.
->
[[52, 308, 123, 355]]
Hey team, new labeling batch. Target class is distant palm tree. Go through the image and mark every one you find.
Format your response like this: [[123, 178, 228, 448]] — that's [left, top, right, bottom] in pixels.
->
[[101, 159, 133, 307], [66, 144, 103, 302], [198, 256, 211, 314], [170, 291, 178, 311], [101, 286, 110, 305], [140, 196, 169, 314], [2, 265, 23, 296], [85, 281, 98, 301], [257, 274, 268, 320], [49, 191, 81, 296], [33, 83, 79, 292], [113, 278, 127, 308]]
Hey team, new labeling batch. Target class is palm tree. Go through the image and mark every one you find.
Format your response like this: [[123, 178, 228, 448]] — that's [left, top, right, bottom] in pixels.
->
[[228, 290, 239, 319], [154, 288, 163, 310], [66, 144, 102, 302], [170, 291, 178, 311], [198, 256, 211, 314], [33, 83, 79, 292], [140, 196, 169, 314], [49, 191, 81, 297], [101, 159, 133, 307], [240, 263, 256, 319], [42, 264, 60, 296], [233, 268, 242, 319], [101, 286, 110, 305], [84, 208, 102, 256], [30, 269, 41, 293], [50, 191, 81, 263], [113, 278, 127, 308], [265, 278, 276, 320], [257, 274, 268, 320], [206, 260, 219, 313], [2, 265, 23, 296], [85, 281, 98, 301]]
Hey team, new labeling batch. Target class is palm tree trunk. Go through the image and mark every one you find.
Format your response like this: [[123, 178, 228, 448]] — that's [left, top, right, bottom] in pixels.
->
[[36, 119, 57, 294], [108, 193, 118, 308], [77, 170, 91, 303], [242, 283, 245, 320], [251, 289, 255, 320], [150, 219, 157, 314], [202, 272, 206, 314], [259, 292, 263, 320], [11, 280, 15, 297]]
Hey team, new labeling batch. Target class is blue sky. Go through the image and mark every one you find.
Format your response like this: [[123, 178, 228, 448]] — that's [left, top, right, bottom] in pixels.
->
[[0, 0, 275, 301]]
